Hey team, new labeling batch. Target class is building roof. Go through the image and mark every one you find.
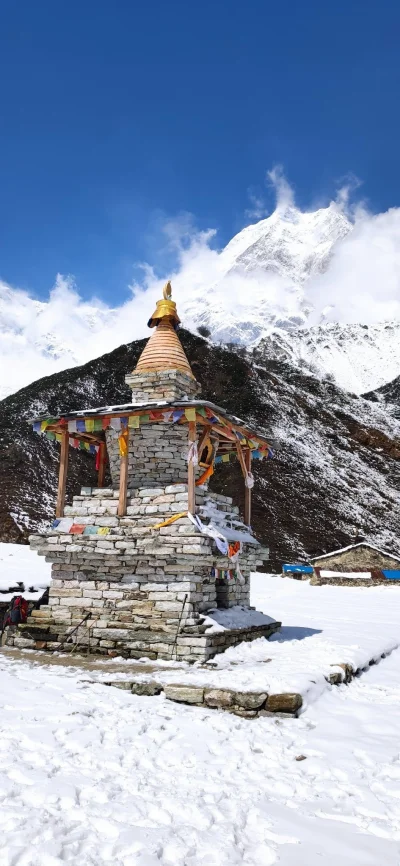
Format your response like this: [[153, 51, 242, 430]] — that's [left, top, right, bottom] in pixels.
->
[[32, 399, 274, 451], [310, 542, 400, 564]]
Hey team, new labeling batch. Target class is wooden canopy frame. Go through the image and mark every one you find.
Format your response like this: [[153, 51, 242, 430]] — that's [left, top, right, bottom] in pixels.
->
[[34, 402, 273, 523]]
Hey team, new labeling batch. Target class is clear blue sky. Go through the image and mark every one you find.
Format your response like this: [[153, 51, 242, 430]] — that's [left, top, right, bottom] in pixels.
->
[[0, 0, 399, 303]]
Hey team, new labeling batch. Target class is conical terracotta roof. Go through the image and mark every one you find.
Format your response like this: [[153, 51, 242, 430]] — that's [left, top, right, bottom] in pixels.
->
[[134, 283, 195, 379]]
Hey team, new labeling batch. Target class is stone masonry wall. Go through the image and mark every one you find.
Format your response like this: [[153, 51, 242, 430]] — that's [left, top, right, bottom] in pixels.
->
[[125, 370, 200, 403], [12, 485, 266, 662], [106, 423, 192, 489]]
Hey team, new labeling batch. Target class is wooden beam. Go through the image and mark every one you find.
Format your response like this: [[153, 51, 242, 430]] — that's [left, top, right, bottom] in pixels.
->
[[244, 448, 252, 527], [187, 420, 197, 516], [97, 441, 106, 488], [117, 432, 129, 517], [56, 429, 69, 518]]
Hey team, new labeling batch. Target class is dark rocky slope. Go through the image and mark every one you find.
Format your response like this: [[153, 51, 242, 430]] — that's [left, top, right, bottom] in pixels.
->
[[1, 330, 399, 564]]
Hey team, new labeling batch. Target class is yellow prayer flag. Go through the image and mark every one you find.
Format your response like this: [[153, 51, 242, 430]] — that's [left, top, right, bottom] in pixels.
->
[[222, 453, 230, 463], [185, 407, 196, 422], [128, 415, 140, 429], [85, 418, 95, 433], [118, 431, 129, 457], [40, 421, 48, 432], [97, 527, 110, 535]]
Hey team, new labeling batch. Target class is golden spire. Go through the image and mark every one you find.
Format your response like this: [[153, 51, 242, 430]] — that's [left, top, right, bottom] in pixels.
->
[[147, 280, 181, 329], [134, 282, 195, 378]]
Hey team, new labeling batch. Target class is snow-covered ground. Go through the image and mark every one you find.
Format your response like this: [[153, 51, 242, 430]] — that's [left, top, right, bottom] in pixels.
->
[[91, 575, 400, 706], [2, 635, 400, 863], [0, 542, 51, 602], [1, 551, 400, 862]]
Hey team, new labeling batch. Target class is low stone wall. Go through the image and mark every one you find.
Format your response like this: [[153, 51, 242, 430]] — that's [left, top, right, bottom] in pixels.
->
[[105, 681, 302, 718], [310, 575, 400, 587]]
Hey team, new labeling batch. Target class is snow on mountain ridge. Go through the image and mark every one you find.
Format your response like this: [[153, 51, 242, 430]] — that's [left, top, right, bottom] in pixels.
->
[[1, 201, 399, 398]]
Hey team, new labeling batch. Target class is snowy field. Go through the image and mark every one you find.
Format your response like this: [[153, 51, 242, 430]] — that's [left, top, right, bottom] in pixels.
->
[[92, 574, 400, 706], [1, 546, 400, 864], [0, 542, 51, 601]]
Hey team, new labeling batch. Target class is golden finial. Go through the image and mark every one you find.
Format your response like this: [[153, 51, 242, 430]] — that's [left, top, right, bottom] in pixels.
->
[[147, 280, 180, 329], [163, 280, 172, 300]]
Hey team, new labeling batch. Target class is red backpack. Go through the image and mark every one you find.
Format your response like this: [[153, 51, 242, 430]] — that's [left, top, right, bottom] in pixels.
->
[[9, 596, 29, 625]]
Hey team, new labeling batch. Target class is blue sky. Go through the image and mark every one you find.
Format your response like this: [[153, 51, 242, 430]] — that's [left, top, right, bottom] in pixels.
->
[[0, 0, 399, 304]]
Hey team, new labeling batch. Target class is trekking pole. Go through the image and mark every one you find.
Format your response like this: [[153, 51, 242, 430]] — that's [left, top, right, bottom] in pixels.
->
[[57, 612, 91, 651], [172, 594, 188, 659]]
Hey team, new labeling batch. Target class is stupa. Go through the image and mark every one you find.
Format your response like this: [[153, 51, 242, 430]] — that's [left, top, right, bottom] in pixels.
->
[[8, 283, 280, 660]]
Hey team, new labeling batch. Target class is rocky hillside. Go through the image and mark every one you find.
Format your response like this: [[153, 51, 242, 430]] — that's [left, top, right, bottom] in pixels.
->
[[1, 330, 399, 564], [254, 321, 400, 395]]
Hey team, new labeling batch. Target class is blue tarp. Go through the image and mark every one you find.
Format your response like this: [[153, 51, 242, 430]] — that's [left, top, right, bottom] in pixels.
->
[[382, 570, 400, 580], [282, 564, 313, 574]]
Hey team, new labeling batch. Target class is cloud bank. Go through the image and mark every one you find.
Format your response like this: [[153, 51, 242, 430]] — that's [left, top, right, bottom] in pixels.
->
[[1, 169, 400, 398]]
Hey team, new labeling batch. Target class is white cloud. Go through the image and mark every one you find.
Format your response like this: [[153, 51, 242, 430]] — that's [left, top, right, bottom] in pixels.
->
[[1, 169, 400, 398]]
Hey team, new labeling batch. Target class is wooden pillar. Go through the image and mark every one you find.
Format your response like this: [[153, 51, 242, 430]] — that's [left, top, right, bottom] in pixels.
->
[[117, 432, 129, 517], [244, 448, 252, 527], [188, 420, 196, 515], [97, 441, 106, 488], [56, 429, 69, 518]]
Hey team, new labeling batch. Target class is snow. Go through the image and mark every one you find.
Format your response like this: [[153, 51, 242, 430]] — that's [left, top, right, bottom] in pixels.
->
[[0, 542, 51, 602], [1, 608, 400, 861], [257, 320, 400, 394], [92, 575, 400, 706], [2, 553, 400, 862], [2, 203, 400, 399], [203, 605, 277, 633], [320, 570, 371, 579]]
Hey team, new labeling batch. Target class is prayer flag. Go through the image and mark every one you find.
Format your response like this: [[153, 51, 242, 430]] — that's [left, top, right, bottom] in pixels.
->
[[33, 422, 41, 433], [120, 416, 128, 429], [68, 420, 77, 434], [172, 409, 184, 422], [69, 524, 85, 535], [93, 418, 103, 431], [184, 407, 196, 422], [222, 453, 230, 463], [85, 418, 95, 433], [119, 431, 129, 457], [139, 414, 150, 423], [53, 517, 73, 533], [83, 525, 98, 536], [40, 421, 48, 432], [76, 420, 86, 433], [102, 418, 110, 430], [110, 417, 121, 431], [46, 432, 56, 441], [128, 415, 140, 429], [97, 527, 110, 536]]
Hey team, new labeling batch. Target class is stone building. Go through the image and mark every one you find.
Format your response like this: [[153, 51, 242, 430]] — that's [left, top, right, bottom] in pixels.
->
[[311, 542, 400, 586], [7, 283, 280, 661]]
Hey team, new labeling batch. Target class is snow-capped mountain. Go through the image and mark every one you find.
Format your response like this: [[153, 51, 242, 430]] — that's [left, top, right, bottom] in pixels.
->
[[1, 200, 400, 398], [254, 321, 400, 395], [0, 281, 118, 400], [183, 203, 352, 343]]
